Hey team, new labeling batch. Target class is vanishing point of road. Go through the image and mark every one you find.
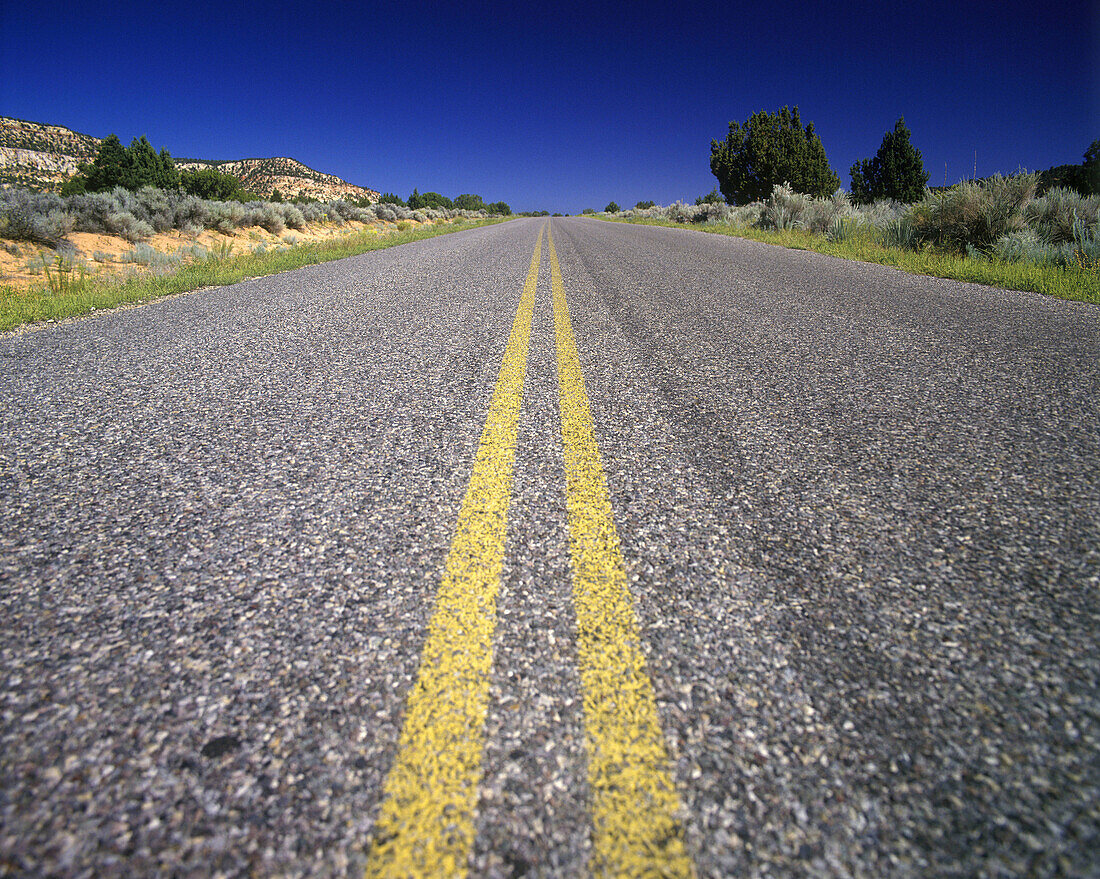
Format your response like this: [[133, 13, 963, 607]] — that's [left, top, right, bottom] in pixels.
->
[[2, 217, 1098, 877]]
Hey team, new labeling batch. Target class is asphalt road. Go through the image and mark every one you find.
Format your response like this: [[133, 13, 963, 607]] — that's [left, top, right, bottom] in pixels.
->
[[1, 217, 1098, 878]]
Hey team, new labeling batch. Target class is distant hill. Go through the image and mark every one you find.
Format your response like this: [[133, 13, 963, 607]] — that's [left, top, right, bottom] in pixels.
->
[[172, 156, 380, 202], [0, 117, 100, 190], [0, 116, 381, 202]]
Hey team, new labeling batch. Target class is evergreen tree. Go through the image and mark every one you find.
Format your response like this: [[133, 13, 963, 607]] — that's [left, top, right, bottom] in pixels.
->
[[119, 136, 175, 191], [453, 193, 486, 211], [180, 167, 244, 201], [156, 147, 180, 189], [409, 191, 453, 210], [68, 133, 179, 193], [849, 118, 929, 204], [710, 106, 839, 204], [849, 158, 875, 204], [1084, 139, 1100, 194], [82, 134, 128, 191]]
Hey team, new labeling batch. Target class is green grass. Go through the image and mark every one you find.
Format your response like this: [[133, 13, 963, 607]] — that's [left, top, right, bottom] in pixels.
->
[[606, 217, 1099, 305], [0, 217, 510, 333]]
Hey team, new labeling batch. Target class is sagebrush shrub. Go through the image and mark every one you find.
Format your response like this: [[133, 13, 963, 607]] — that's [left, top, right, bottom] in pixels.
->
[[0, 190, 74, 244], [252, 205, 285, 234], [122, 243, 177, 266], [328, 200, 357, 222], [760, 183, 809, 230], [994, 222, 1100, 267], [204, 201, 244, 233], [298, 203, 325, 223], [910, 173, 1038, 252], [1025, 187, 1100, 244], [699, 201, 732, 223], [851, 199, 908, 229], [798, 190, 853, 235], [107, 211, 153, 241], [827, 216, 862, 242], [668, 202, 705, 223], [727, 203, 763, 226]]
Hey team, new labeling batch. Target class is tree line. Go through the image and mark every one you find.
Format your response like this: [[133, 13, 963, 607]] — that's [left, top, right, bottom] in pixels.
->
[[60, 134, 264, 202], [378, 189, 511, 215], [708, 107, 1099, 205], [60, 134, 515, 214]]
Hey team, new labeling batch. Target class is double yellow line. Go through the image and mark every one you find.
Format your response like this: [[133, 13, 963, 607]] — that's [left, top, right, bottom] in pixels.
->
[[366, 224, 693, 878]]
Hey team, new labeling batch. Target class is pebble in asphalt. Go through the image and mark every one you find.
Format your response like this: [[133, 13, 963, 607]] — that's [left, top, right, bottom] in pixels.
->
[[1, 217, 1099, 877]]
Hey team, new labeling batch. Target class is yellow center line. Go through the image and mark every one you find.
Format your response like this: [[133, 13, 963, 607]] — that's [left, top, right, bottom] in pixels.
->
[[365, 225, 545, 879], [548, 223, 695, 878]]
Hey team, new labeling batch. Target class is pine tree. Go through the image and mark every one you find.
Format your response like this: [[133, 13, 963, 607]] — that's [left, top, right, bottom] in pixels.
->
[[849, 119, 929, 204]]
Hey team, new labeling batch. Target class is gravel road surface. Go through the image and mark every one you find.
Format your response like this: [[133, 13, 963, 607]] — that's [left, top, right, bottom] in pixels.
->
[[2, 217, 1098, 877]]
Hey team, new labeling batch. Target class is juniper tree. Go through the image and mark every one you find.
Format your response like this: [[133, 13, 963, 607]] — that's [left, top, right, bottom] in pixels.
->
[[67, 134, 179, 193], [849, 118, 929, 204], [80, 134, 127, 192], [453, 193, 486, 211], [1085, 139, 1100, 194], [180, 167, 244, 201], [709, 106, 840, 204]]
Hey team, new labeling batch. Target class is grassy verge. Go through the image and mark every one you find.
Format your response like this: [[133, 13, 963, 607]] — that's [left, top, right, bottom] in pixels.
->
[[1, 217, 510, 333], [604, 216, 1099, 305]]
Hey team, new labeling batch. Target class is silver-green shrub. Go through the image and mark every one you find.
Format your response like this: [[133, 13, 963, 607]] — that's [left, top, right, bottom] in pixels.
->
[[727, 203, 763, 226], [298, 203, 325, 223], [243, 204, 284, 234], [205, 201, 245, 233], [699, 201, 732, 223], [993, 220, 1100, 267], [878, 216, 917, 249], [1025, 187, 1100, 244], [106, 212, 154, 241], [277, 204, 306, 230], [667, 201, 706, 223], [0, 189, 74, 244], [121, 243, 178, 266], [850, 198, 908, 228], [909, 173, 1038, 252], [760, 183, 809, 230]]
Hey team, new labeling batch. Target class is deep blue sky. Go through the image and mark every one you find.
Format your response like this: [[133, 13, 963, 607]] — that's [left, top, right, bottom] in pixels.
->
[[2, 0, 1097, 213]]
